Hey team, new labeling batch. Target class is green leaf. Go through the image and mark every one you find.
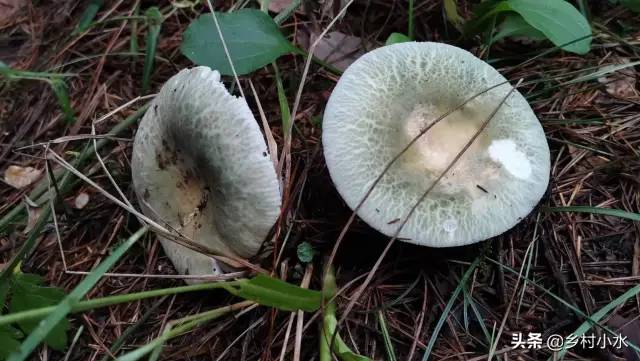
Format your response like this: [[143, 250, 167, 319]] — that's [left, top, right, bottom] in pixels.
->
[[0, 61, 9, 75], [142, 7, 163, 93], [223, 274, 321, 312], [9, 273, 68, 351], [0, 326, 21, 359], [48, 79, 75, 124], [296, 242, 315, 263], [181, 9, 294, 76], [463, 0, 510, 37], [443, 0, 464, 29], [494, 13, 546, 42], [273, 62, 291, 135], [8, 227, 147, 361], [73, 0, 104, 35], [506, 0, 592, 54], [384, 32, 412, 46], [321, 267, 372, 361]]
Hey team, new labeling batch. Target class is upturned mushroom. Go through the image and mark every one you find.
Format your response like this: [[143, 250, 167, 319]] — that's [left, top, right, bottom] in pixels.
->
[[132, 66, 281, 277], [322, 42, 550, 247]]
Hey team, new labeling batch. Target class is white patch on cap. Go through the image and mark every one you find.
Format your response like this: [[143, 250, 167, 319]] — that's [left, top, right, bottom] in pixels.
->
[[488, 139, 532, 179], [442, 218, 458, 233]]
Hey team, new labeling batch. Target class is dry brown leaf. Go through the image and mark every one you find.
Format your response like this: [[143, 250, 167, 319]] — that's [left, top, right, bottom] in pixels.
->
[[74, 192, 90, 209], [298, 30, 365, 71], [598, 57, 638, 99], [268, 0, 293, 13], [4, 165, 42, 189]]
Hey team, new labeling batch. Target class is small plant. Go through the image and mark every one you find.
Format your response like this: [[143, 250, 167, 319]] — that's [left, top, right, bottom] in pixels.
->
[[0, 62, 75, 124], [462, 0, 592, 54], [0, 269, 69, 359], [180, 9, 295, 75]]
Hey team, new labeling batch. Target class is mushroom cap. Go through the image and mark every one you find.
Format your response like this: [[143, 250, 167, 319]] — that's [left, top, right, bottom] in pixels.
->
[[322, 42, 550, 247], [132, 66, 281, 276]]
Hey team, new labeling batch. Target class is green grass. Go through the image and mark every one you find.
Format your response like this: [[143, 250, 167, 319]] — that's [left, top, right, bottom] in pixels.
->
[[547, 206, 640, 222]]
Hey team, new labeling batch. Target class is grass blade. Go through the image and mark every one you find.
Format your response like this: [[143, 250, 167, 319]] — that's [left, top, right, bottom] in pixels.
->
[[117, 301, 253, 361], [553, 283, 640, 360], [546, 206, 640, 222], [8, 227, 148, 361], [98, 297, 165, 361], [321, 267, 372, 361], [142, 7, 163, 94], [422, 255, 483, 361], [489, 258, 640, 354], [223, 274, 322, 312], [378, 311, 397, 361], [72, 0, 104, 35], [48, 78, 75, 124], [273, 62, 291, 135]]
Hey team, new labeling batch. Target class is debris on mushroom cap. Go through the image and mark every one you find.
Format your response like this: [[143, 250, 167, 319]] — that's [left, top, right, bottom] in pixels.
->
[[131, 66, 281, 278], [322, 42, 550, 247]]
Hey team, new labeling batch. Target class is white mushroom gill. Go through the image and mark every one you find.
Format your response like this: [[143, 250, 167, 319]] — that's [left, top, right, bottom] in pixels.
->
[[322, 42, 550, 247], [132, 66, 281, 279]]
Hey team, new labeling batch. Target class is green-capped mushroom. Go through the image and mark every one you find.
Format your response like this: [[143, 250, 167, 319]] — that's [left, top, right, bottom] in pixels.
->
[[322, 42, 550, 247], [132, 66, 281, 277]]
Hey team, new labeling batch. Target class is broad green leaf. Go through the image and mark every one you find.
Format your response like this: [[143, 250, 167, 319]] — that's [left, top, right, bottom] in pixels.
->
[[296, 241, 315, 263], [181, 9, 294, 75], [494, 13, 545, 42], [385, 32, 411, 46], [463, 0, 510, 37], [224, 274, 321, 312], [9, 273, 68, 351], [507, 0, 592, 54], [0, 326, 21, 359], [8, 227, 147, 361]]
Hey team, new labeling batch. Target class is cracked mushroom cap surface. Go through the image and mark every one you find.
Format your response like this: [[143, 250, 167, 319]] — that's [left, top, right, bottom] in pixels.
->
[[132, 66, 281, 276], [322, 42, 550, 247]]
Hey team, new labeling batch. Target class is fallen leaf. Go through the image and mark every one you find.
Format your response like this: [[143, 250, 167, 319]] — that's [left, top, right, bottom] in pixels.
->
[[598, 57, 638, 99], [269, 0, 293, 13], [9, 272, 69, 351], [74, 192, 90, 209], [4, 165, 42, 189], [298, 30, 365, 71]]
